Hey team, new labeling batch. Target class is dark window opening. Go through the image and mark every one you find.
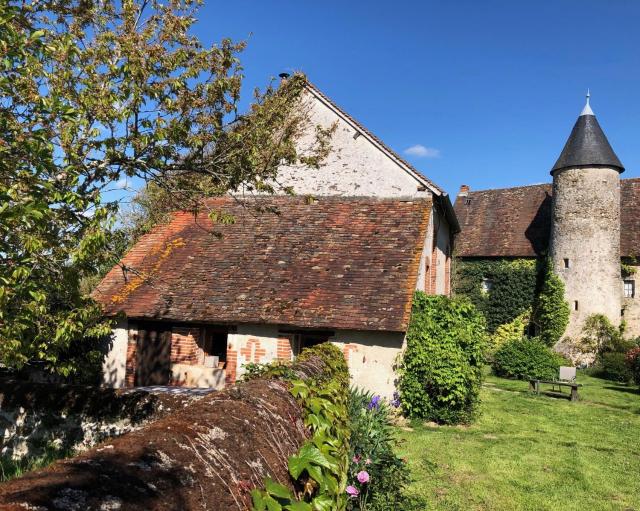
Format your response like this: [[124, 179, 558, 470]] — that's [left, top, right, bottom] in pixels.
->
[[288, 332, 331, 357], [199, 327, 228, 368], [573, 301, 579, 311], [464, 198, 471, 205], [564, 258, 570, 269]]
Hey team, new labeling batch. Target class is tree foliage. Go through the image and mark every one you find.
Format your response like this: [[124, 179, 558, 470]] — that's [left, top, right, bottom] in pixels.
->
[[533, 259, 570, 347], [0, 0, 330, 374], [398, 293, 487, 424]]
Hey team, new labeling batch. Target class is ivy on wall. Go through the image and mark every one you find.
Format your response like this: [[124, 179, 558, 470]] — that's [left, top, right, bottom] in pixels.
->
[[453, 258, 538, 333]]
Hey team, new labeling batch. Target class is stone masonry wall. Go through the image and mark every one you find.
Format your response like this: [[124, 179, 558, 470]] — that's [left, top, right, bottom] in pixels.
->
[[550, 166, 622, 345]]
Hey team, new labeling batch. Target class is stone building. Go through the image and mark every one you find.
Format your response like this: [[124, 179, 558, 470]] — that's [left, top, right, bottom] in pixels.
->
[[93, 79, 458, 397], [454, 96, 640, 348]]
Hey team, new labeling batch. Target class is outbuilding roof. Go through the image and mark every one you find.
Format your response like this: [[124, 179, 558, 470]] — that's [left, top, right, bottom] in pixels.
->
[[454, 178, 640, 258], [93, 196, 431, 332]]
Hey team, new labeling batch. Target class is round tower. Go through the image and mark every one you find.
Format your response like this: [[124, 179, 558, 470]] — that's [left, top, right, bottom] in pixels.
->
[[549, 93, 624, 345]]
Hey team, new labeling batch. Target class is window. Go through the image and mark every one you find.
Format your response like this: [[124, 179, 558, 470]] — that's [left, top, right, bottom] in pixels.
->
[[573, 301, 579, 311], [481, 278, 493, 294], [563, 258, 570, 269], [624, 280, 635, 298], [199, 327, 228, 367]]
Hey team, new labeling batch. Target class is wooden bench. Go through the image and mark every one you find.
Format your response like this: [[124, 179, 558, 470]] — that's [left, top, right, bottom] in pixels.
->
[[529, 379, 582, 401]]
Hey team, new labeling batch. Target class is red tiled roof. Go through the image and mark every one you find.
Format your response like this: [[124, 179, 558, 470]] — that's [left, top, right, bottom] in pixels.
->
[[93, 196, 431, 331], [454, 178, 640, 258]]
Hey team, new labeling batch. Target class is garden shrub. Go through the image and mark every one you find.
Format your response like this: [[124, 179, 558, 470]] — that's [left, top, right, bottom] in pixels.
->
[[579, 315, 638, 382], [251, 342, 351, 511], [398, 293, 487, 424], [533, 259, 570, 347], [625, 347, 640, 386], [346, 388, 412, 510], [492, 338, 568, 380], [488, 308, 531, 360], [453, 258, 537, 332]]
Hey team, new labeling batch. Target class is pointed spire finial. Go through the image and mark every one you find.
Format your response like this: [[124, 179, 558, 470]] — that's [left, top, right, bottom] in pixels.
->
[[581, 89, 594, 116]]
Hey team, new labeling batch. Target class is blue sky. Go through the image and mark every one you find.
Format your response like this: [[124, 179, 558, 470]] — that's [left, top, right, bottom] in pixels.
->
[[183, 0, 640, 197]]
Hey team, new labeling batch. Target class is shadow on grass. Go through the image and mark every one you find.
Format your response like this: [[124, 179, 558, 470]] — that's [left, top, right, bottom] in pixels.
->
[[603, 385, 640, 395]]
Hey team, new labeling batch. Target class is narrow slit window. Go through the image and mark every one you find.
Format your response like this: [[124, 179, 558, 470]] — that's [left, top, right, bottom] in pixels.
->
[[563, 258, 570, 269], [573, 300, 579, 311]]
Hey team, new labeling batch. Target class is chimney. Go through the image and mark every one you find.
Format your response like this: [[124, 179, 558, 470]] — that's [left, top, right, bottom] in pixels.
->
[[458, 184, 470, 197]]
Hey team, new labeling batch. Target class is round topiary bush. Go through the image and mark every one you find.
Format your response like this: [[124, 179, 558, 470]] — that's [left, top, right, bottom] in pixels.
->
[[492, 338, 568, 380], [398, 293, 487, 425]]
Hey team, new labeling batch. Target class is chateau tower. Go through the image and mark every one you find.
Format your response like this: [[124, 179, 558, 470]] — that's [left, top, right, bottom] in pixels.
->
[[550, 93, 624, 342]]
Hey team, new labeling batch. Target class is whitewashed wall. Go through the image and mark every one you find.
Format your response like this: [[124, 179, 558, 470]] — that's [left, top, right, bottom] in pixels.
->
[[101, 319, 128, 388]]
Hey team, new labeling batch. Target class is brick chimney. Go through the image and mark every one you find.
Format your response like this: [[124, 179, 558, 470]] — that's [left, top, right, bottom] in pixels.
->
[[458, 184, 470, 197]]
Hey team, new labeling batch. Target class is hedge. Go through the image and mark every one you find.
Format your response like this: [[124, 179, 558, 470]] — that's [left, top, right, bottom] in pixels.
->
[[492, 338, 568, 380]]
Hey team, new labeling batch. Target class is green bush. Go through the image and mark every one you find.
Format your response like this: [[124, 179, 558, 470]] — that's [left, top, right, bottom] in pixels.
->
[[597, 352, 632, 383], [626, 347, 640, 386], [398, 293, 487, 424], [488, 309, 531, 360], [346, 388, 414, 510], [492, 338, 568, 380]]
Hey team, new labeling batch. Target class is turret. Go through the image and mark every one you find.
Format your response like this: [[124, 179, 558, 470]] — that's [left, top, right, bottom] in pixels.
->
[[549, 92, 624, 345]]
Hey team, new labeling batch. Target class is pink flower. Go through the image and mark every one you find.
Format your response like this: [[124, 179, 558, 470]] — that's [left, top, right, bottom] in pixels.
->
[[357, 470, 370, 484], [365, 458, 372, 465], [352, 455, 361, 463], [346, 485, 359, 497]]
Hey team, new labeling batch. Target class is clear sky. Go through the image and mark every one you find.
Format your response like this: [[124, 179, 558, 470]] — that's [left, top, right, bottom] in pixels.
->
[[185, 0, 640, 197]]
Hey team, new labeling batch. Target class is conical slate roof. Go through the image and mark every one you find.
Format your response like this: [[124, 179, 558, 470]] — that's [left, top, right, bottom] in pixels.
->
[[551, 100, 624, 174]]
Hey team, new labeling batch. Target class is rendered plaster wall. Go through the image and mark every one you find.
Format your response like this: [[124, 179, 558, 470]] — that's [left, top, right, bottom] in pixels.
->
[[330, 330, 405, 400], [275, 89, 433, 199], [101, 320, 128, 388], [550, 166, 622, 341]]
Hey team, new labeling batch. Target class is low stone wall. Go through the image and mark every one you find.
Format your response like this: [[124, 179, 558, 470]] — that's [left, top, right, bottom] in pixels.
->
[[0, 380, 197, 462], [0, 357, 327, 510]]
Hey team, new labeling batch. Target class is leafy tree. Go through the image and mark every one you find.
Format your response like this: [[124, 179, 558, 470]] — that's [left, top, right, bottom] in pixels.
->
[[533, 259, 569, 347], [0, 0, 329, 375]]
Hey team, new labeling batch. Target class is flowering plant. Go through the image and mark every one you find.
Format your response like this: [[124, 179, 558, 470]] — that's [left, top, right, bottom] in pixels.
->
[[347, 389, 412, 510], [626, 346, 640, 386]]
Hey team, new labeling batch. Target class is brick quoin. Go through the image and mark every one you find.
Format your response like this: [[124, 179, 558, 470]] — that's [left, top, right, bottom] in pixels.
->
[[125, 329, 137, 388], [276, 337, 293, 361], [342, 343, 359, 364], [429, 225, 438, 294], [240, 338, 265, 363], [225, 347, 238, 386], [444, 250, 451, 296], [170, 327, 200, 365]]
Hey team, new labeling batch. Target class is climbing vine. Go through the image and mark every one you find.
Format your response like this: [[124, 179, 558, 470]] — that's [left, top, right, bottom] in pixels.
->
[[251, 343, 350, 511], [532, 259, 570, 347], [453, 258, 538, 332]]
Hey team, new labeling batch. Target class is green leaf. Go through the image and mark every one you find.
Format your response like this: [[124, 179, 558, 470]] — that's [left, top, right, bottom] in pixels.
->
[[264, 478, 292, 500], [284, 502, 312, 511]]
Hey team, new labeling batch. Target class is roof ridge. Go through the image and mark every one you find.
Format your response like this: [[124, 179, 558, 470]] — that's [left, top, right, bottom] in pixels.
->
[[463, 182, 552, 194], [303, 79, 444, 196]]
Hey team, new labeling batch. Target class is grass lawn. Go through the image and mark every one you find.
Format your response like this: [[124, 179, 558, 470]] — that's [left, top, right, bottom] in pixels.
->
[[397, 373, 640, 511]]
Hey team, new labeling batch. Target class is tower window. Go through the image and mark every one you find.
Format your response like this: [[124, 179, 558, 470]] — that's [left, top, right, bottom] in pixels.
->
[[481, 278, 493, 294], [563, 258, 570, 269], [624, 280, 635, 298], [573, 301, 579, 311]]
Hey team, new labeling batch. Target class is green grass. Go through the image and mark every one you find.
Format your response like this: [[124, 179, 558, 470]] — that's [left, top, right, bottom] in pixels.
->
[[397, 373, 640, 511], [0, 446, 72, 482]]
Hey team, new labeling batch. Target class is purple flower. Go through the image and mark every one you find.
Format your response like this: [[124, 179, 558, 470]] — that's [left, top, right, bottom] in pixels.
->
[[346, 485, 359, 497], [367, 395, 381, 411], [357, 471, 370, 484], [391, 391, 401, 408]]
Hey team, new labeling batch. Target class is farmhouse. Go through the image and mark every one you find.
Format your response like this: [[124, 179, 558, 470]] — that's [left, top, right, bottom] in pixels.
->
[[93, 79, 458, 397], [454, 95, 640, 347]]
